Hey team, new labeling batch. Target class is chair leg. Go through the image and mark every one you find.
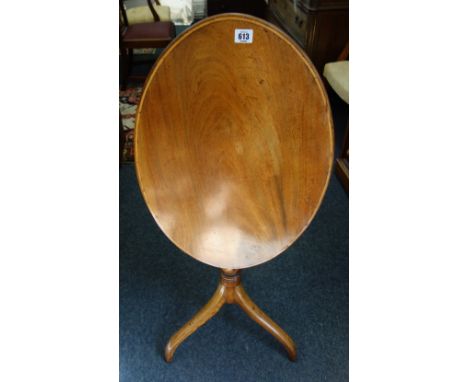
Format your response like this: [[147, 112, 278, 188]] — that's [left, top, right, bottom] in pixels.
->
[[336, 118, 349, 193], [120, 48, 129, 90], [340, 120, 349, 159], [127, 48, 134, 84]]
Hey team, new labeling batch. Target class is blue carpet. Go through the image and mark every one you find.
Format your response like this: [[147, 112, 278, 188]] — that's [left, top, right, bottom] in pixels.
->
[[120, 163, 348, 381]]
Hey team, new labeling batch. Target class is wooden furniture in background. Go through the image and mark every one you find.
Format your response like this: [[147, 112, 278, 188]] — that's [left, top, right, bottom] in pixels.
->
[[135, 14, 334, 361], [323, 43, 349, 193], [119, 0, 175, 89], [267, 0, 348, 74], [208, 0, 267, 18]]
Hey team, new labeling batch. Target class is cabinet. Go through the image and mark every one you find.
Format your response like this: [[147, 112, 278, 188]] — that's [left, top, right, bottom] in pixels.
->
[[268, 0, 348, 73], [208, 0, 267, 18]]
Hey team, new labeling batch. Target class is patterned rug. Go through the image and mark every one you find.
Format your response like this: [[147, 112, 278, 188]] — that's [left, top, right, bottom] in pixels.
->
[[119, 86, 143, 161]]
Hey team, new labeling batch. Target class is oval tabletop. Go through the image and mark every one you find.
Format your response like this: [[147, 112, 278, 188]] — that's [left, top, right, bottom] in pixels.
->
[[135, 14, 334, 269]]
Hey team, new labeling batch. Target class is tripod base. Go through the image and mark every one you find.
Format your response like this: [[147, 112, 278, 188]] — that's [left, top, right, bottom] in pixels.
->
[[164, 269, 297, 362]]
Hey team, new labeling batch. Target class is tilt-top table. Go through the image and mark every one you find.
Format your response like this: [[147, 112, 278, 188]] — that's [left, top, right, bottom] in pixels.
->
[[134, 13, 334, 362]]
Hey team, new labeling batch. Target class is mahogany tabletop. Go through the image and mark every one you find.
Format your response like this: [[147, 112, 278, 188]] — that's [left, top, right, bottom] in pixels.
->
[[135, 14, 334, 269]]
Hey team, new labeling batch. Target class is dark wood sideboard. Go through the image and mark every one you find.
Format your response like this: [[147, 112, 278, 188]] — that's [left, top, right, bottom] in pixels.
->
[[267, 0, 348, 73], [208, 0, 267, 18]]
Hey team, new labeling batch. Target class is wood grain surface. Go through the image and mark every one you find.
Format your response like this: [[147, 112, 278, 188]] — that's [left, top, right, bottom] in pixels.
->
[[135, 13, 334, 269]]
